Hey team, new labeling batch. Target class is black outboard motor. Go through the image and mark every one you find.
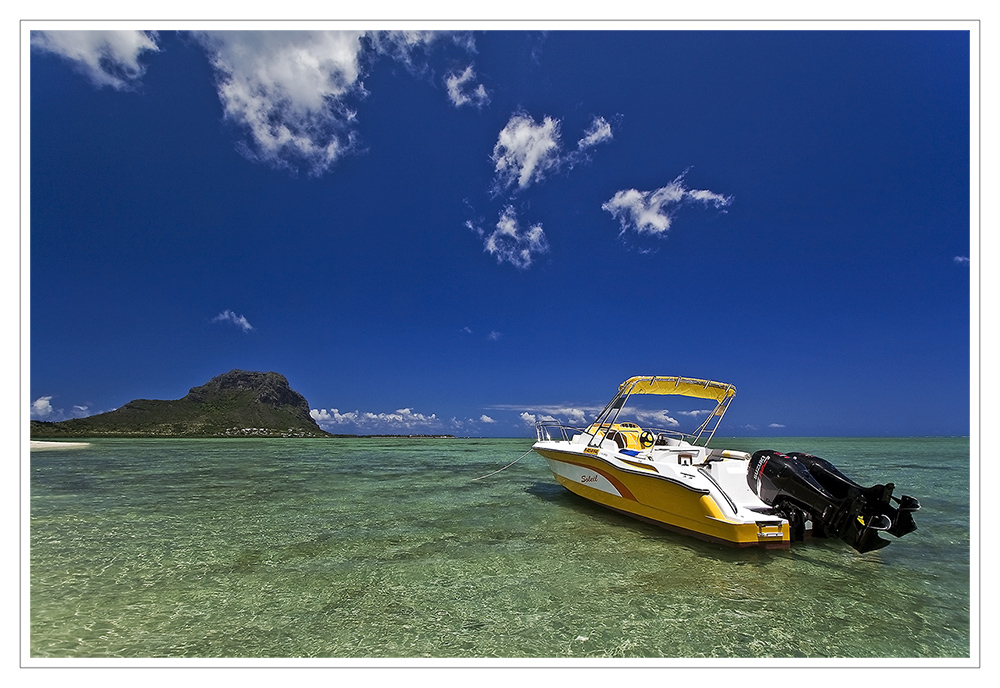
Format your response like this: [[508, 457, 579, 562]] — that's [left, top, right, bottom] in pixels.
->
[[747, 450, 919, 553]]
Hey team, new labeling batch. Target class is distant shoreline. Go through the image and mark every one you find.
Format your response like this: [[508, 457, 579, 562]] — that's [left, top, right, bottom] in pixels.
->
[[327, 434, 457, 439]]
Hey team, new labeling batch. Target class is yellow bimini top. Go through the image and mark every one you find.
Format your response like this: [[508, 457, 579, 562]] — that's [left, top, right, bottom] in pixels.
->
[[618, 376, 736, 402], [586, 376, 737, 447]]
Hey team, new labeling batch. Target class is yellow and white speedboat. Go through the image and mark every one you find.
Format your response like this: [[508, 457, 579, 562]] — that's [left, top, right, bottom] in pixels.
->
[[532, 375, 919, 552]]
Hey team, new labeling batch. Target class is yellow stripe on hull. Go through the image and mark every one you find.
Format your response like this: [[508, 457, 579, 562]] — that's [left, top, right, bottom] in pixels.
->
[[539, 448, 789, 548]]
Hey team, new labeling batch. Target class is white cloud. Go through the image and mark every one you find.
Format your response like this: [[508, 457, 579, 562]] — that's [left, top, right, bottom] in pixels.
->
[[445, 65, 489, 108], [491, 113, 563, 193], [460, 326, 504, 341], [194, 31, 368, 176], [212, 309, 253, 332], [468, 206, 549, 269], [678, 409, 711, 418], [310, 406, 441, 432], [686, 188, 732, 205], [632, 409, 681, 428], [490, 113, 613, 194], [768, 423, 786, 428], [193, 30, 480, 176], [368, 30, 436, 54], [507, 403, 705, 430], [367, 30, 458, 72], [577, 116, 613, 150], [30, 396, 96, 421], [31, 396, 55, 419], [523, 412, 560, 426], [603, 171, 733, 237], [501, 404, 596, 427], [38, 30, 477, 176], [954, 256, 970, 265], [548, 408, 589, 425], [480, 415, 496, 423], [31, 30, 160, 90], [472, 112, 613, 268]]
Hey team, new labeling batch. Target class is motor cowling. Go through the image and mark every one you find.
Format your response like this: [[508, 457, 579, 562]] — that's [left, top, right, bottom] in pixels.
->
[[747, 450, 919, 553]]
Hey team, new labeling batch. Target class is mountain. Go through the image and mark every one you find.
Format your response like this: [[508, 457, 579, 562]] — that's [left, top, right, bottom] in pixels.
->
[[30, 370, 331, 438]]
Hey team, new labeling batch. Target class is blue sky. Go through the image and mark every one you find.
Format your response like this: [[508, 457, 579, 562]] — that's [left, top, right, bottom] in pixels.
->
[[27, 26, 973, 437]]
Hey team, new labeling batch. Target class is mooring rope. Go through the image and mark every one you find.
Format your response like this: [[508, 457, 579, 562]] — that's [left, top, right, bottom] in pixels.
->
[[472, 448, 534, 482]]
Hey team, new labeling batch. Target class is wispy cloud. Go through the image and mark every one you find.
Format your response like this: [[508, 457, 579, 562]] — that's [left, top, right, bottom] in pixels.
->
[[471, 112, 612, 267], [603, 171, 733, 238], [367, 30, 478, 74], [632, 409, 681, 428], [768, 423, 786, 428], [954, 256, 970, 265], [467, 206, 549, 269], [212, 309, 253, 333], [31, 30, 160, 90], [491, 112, 563, 193], [490, 112, 613, 195], [577, 116, 613, 150], [460, 326, 503, 341], [366, 30, 440, 68], [445, 65, 489, 108], [678, 409, 712, 418]]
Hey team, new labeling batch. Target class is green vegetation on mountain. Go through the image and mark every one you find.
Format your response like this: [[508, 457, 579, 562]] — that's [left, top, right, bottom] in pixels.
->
[[30, 370, 331, 438]]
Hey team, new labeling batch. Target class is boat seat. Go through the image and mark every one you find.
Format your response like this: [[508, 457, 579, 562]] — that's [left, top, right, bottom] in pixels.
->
[[605, 431, 628, 449]]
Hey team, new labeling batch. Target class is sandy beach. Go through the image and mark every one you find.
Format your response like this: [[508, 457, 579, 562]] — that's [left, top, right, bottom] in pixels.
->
[[30, 440, 91, 451]]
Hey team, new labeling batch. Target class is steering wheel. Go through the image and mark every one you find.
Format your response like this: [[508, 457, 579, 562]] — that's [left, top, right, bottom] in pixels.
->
[[639, 431, 655, 448]]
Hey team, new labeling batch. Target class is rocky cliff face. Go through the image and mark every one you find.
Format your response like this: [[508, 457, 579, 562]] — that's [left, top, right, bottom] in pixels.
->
[[184, 370, 311, 410], [31, 370, 329, 438]]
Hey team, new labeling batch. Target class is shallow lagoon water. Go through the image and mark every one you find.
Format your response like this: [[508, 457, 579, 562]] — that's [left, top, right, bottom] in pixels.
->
[[29, 436, 970, 660]]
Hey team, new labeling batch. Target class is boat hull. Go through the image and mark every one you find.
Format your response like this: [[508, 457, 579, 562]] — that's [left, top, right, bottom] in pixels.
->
[[532, 376, 918, 553], [536, 445, 790, 548]]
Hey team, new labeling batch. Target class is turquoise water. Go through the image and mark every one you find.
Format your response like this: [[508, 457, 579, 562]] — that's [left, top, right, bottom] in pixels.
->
[[29, 436, 971, 660]]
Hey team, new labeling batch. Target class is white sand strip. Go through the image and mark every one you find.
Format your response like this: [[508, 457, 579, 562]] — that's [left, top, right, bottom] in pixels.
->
[[30, 440, 92, 451]]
